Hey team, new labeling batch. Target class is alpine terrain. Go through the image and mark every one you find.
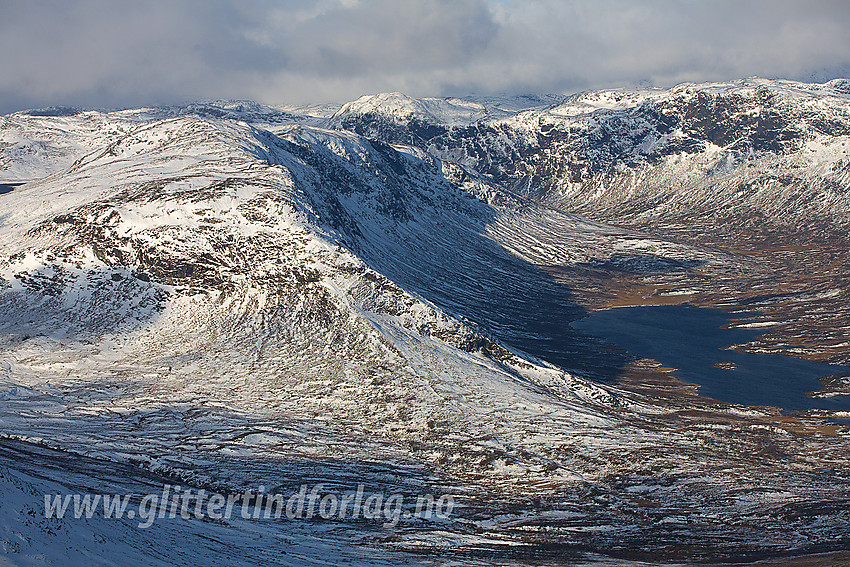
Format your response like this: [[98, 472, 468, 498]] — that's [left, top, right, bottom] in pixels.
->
[[1, 78, 850, 565]]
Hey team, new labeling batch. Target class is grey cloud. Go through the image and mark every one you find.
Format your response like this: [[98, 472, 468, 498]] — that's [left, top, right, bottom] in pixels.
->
[[1, 0, 848, 114], [265, 0, 499, 75]]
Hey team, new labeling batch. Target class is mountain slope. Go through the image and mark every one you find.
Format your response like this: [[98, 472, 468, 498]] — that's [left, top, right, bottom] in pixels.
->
[[1, 115, 633, 493]]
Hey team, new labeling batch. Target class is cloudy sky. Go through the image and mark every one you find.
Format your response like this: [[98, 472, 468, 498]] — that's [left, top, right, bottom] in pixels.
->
[[1, 0, 849, 113]]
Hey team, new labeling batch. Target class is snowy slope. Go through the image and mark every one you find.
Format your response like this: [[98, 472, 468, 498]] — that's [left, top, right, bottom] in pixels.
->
[[0, 101, 312, 182], [0, 111, 135, 182]]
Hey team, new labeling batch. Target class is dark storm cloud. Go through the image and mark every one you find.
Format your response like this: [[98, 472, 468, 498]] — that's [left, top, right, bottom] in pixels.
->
[[1, 0, 848, 113]]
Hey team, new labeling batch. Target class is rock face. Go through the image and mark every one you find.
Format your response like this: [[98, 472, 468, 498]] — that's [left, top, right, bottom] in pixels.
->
[[1, 79, 849, 565]]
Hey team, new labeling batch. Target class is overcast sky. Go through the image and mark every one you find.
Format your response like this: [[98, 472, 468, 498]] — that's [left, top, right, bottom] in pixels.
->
[[1, 0, 849, 114]]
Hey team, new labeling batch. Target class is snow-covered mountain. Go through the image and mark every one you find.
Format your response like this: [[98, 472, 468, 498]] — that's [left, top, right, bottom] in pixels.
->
[[327, 78, 850, 235], [1, 79, 850, 565]]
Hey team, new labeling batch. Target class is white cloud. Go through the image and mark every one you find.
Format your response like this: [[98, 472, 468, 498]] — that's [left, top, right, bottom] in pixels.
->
[[1, 0, 848, 113]]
